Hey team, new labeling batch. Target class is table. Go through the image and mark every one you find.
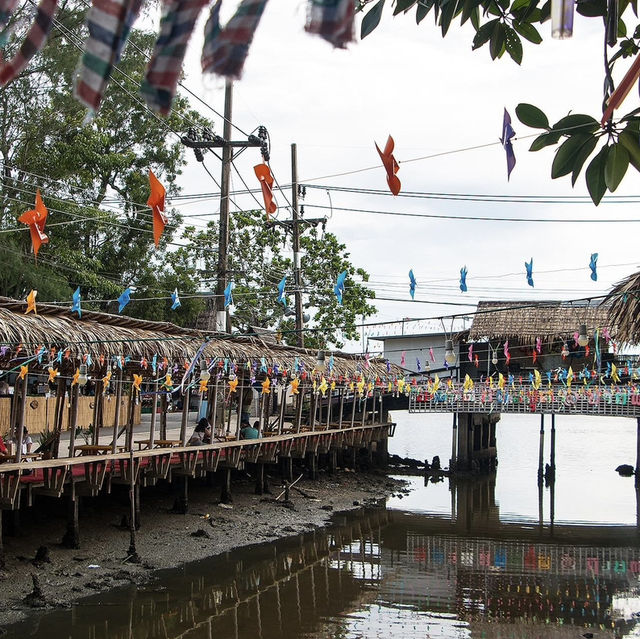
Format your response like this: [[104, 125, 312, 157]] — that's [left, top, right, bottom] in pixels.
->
[[0, 452, 42, 462], [74, 445, 114, 456]]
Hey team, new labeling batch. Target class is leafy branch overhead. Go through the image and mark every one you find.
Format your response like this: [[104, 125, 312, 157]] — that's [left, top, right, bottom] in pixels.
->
[[360, 0, 640, 202]]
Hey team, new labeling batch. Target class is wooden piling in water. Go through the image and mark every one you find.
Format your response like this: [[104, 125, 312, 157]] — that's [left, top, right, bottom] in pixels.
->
[[62, 486, 80, 549], [538, 414, 545, 486]]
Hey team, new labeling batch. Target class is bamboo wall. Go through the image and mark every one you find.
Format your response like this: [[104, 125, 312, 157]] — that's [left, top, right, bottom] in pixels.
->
[[0, 395, 140, 435]]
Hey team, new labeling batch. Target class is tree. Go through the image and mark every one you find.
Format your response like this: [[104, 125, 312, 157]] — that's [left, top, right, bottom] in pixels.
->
[[360, 0, 640, 204], [0, 0, 211, 325], [181, 209, 377, 349]]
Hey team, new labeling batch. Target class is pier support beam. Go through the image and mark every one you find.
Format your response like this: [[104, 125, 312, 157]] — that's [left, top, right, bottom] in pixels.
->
[[0, 510, 4, 570], [62, 491, 80, 549], [450, 413, 457, 470], [538, 414, 545, 486], [254, 463, 269, 495], [548, 413, 556, 484], [636, 417, 640, 485], [377, 435, 388, 470], [454, 413, 499, 473], [328, 449, 337, 474], [307, 452, 318, 480], [220, 469, 232, 504], [173, 477, 189, 514], [280, 457, 293, 482]]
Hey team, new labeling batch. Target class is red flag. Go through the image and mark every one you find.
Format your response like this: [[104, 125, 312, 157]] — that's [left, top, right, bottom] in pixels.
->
[[375, 135, 401, 196], [254, 163, 277, 219], [148, 170, 167, 247], [18, 189, 48, 257]]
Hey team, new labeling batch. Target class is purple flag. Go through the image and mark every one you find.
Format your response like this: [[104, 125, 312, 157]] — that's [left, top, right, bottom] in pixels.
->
[[501, 108, 516, 180]]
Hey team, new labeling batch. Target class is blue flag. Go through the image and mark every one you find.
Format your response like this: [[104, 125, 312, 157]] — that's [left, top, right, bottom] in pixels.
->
[[416, 357, 421, 372], [334, 270, 347, 305], [409, 269, 416, 299], [277, 276, 287, 307], [589, 253, 598, 281], [501, 108, 516, 180], [171, 288, 181, 310], [224, 282, 234, 308], [71, 286, 82, 318], [118, 288, 131, 313], [459, 266, 468, 293], [525, 258, 534, 288]]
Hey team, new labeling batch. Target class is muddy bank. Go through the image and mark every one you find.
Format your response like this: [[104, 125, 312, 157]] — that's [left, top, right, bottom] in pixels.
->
[[0, 470, 409, 627]]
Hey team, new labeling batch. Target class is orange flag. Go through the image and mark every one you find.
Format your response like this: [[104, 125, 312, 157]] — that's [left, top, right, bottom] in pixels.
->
[[375, 135, 401, 196], [254, 163, 277, 219], [25, 289, 37, 315], [18, 190, 49, 257], [148, 170, 167, 247]]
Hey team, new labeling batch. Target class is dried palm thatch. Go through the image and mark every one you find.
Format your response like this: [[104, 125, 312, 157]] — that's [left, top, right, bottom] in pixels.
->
[[0, 297, 400, 378], [468, 300, 614, 343], [603, 272, 640, 345]]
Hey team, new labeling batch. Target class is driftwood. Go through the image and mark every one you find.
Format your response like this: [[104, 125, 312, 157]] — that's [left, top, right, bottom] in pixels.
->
[[275, 473, 304, 501]]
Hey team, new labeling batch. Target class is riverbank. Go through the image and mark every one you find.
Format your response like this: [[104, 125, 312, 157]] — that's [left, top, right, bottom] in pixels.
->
[[0, 469, 409, 628]]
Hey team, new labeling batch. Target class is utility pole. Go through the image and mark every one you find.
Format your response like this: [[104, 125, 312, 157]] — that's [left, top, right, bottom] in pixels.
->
[[216, 80, 233, 333], [291, 143, 304, 348], [182, 80, 264, 334]]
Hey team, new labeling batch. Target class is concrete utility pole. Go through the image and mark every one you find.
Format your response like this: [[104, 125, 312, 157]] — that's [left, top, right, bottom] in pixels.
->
[[181, 80, 264, 334], [291, 143, 304, 347]]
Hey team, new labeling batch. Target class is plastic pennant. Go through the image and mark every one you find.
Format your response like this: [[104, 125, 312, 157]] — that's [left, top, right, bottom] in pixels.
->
[[254, 163, 277, 219], [25, 289, 37, 315], [224, 282, 234, 308], [334, 270, 347, 305], [408, 269, 416, 299], [71, 286, 82, 318], [277, 276, 287, 307], [589, 253, 598, 281], [118, 288, 131, 313], [459, 266, 468, 293], [501, 108, 516, 180], [525, 258, 534, 288], [374, 135, 401, 196], [18, 189, 48, 259], [148, 170, 167, 247], [171, 288, 181, 310]]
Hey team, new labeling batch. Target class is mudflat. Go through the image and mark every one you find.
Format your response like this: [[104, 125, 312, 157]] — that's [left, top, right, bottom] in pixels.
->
[[0, 470, 408, 628]]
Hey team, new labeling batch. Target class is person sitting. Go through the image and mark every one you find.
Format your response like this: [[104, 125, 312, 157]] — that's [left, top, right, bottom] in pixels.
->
[[21, 427, 33, 454], [188, 418, 212, 446], [239, 420, 260, 440]]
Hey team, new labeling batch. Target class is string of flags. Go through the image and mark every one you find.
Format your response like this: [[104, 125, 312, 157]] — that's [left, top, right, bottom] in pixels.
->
[[0, 0, 357, 116]]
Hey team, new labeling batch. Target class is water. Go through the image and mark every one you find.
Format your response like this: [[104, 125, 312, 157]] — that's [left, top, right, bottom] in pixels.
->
[[4, 411, 640, 638]]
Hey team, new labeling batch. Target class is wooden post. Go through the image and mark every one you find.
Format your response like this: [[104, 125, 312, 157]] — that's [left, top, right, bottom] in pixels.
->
[[379, 393, 384, 424], [61, 485, 80, 548], [278, 386, 286, 435], [295, 388, 304, 433], [127, 450, 141, 562], [179, 387, 191, 447], [52, 377, 66, 458], [149, 376, 159, 448], [111, 370, 123, 454], [91, 380, 104, 446], [361, 395, 368, 427], [0, 510, 3, 570], [127, 383, 137, 452], [309, 392, 316, 431], [451, 412, 457, 470], [325, 390, 331, 429], [337, 388, 345, 429], [160, 392, 168, 440], [220, 468, 232, 504], [14, 375, 27, 463], [235, 378, 244, 437], [210, 376, 220, 433], [67, 384, 80, 458], [538, 414, 545, 486], [550, 413, 556, 481], [350, 392, 357, 429]]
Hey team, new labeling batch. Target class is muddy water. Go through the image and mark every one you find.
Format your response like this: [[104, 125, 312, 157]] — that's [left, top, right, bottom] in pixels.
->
[[4, 412, 640, 638]]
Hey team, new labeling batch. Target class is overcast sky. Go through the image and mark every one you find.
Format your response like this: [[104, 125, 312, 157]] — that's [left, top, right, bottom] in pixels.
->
[[166, 2, 640, 352]]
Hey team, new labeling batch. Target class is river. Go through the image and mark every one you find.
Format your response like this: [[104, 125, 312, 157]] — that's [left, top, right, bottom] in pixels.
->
[[4, 411, 640, 638]]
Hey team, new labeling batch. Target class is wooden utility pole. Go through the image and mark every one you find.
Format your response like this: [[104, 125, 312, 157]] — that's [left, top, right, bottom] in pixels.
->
[[291, 143, 304, 347], [216, 79, 233, 334]]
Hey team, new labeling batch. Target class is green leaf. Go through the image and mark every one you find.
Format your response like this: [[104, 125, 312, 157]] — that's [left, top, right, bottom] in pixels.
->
[[538, 0, 551, 20], [570, 136, 598, 185], [515, 103, 549, 128], [551, 133, 595, 178], [509, 0, 531, 12], [416, 0, 433, 21], [440, 0, 460, 35], [552, 113, 601, 135], [585, 145, 609, 206], [604, 143, 629, 191], [470, 6, 481, 27], [361, 0, 386, 38], [618, 17, 627, 37], [576, 0, 607, 17], [513, 20, 543, 42], [393, 0, 417, 14], [529, 130, 562, 151], [472, 18, 499, 48], [619, 129, 640, 172], [461, 0, 482, 24], [489, 21, 506, 59], [503, 24, 523, 63]]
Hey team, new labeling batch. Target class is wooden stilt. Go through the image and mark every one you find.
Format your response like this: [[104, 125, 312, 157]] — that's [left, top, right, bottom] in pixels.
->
[[62, 487, 80, 549], [52, 377, 66, 458], [350, 392, 356, 429], [538, 414, 545, 486], [278, 386, 286, 435], [338, 389, 345, 429], [111, 370, 123, 454], [295, 389, 304, 433], [451, 412, 457, 470], [128, 450, 141, 562], [220, 468, 232, 504], [91, 380, 103, 445], [0, 510, 3, 570], [14, 375, 27, 462], [149, 376, 159, 448], [361, 395, 367, 427], [549, 413, 556, 481], [179, 388, 191, 447], [235, 378, 244, 438], [377, 434, 388, 469], [173, 476, 189, 514], [636, 416, 640, 486], [160, 392, 168, 440], [328, 449, 337, 474], [309, 392, 316, 431], [255, 463, 265, 495], [68, 384, 80, 458]]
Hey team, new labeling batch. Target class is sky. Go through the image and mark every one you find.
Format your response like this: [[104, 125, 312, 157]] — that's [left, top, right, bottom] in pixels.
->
[[158, 2, 640, 353]]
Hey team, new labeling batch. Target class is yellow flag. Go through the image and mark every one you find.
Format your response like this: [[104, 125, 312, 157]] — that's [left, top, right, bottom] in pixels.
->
[[612, 363, 621, 383], [25, 289, 37, 315], [18, 365, 28, 380], [133, 374, 143, 391], [463, 374, 474, 392], [318, 377, 328, 396], [498, 373, 505, 390], [567, 366, 574, 388], [433, 374, 440, 393], [533, 369, 541, 390]]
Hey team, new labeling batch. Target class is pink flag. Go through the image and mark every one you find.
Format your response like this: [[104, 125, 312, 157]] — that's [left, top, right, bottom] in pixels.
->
[[468, 344, 473, 362], [429, 348, 435, 362], [400, 351, 406, 366]]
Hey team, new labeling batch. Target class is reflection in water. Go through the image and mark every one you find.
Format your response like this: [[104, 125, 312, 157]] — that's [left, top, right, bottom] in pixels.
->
[[5, 479, 640, 639]]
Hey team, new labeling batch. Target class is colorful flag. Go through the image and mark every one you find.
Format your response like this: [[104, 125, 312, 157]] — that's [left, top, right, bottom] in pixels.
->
[[148, 170, 167, 247], [459, 265, 468, 292], [254, 163, 277, 219], [25, 289, 37, 315], [409, 269, 416, 299], [118, 287, 131, 313], [18, 189, 48, 258], [525, 258, 534, 287], [375, 135, 401, 195], [171, 288, 181, 310], [589, 253, 598, 281], [277, 276, 287, 306], [71, 287, 82, 318], [501, 108, 516, 180], [304, 0, 354, 48], [334, 270, 347, 305], [224, 281, 234, 308]]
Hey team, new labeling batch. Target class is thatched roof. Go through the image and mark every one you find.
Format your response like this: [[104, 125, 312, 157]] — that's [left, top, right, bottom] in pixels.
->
[[468, 300, 614, 343], [604, 271, 640, 345], [0, 297, 399, 378]]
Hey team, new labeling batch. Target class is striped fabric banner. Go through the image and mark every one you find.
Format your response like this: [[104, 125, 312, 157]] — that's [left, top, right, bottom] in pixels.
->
[[305, 0, 354, 49], [0, 0, 19, 49], [0, 0, 58, 86], [140, 0, 209, 115], [201, 0, 269, 79], [74, 0, 143, 112]]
